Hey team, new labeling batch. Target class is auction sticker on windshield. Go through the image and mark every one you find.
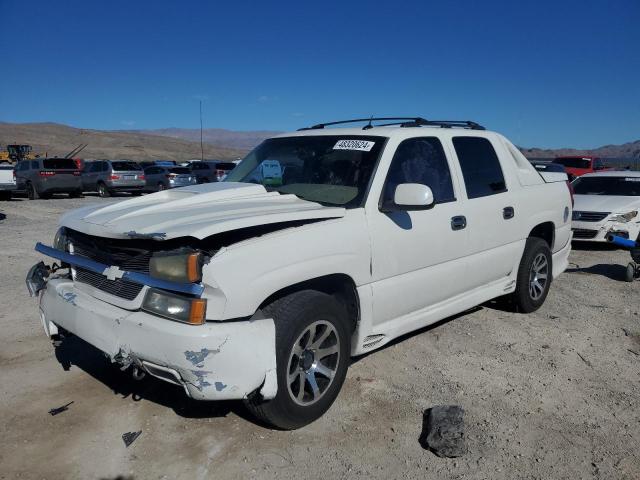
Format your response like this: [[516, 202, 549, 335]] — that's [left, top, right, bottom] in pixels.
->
[[333, 139, 375, 152]]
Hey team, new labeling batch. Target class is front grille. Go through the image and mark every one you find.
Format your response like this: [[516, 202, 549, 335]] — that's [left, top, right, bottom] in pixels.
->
[[572, 228, 599, 239], [572, 211, 610, 222], [68, 229, 152, 300], [75, 267, 144, 300]]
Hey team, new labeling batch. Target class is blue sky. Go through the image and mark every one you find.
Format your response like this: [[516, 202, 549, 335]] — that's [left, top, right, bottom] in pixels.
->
[[1, 0, 638, 148]]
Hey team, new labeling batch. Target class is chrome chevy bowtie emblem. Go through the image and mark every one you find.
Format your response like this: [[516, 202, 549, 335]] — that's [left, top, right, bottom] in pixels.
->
[[103, 265, 124, 281]]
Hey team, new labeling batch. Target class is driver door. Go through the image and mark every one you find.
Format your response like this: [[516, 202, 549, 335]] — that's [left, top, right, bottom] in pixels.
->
[[367, 137, 470, 328]]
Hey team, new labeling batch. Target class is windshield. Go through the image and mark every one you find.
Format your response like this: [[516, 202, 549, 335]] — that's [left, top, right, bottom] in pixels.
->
[[225, 135, 386, 207], [573, 176, 640, 196], [553, 157, 591, 169], [43, 158, 77, 169]]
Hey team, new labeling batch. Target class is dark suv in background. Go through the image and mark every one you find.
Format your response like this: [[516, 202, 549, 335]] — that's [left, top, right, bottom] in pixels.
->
[[14, 158, 83, 199], [82, 160, 146, 197]]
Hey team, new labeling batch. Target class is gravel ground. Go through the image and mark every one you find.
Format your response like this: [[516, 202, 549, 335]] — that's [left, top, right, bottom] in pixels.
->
[[1, 195, 639, 480]]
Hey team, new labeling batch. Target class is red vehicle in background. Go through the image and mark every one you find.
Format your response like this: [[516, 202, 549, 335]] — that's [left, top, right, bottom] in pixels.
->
[[552, 156, 611, 180]]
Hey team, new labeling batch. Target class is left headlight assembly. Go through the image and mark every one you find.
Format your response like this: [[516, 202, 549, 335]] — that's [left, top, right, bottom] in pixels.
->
[[149, 250, 203, 283], [53, 227, 69, 251], [610, 210, 638, 223], [142, 288, 207, 325]]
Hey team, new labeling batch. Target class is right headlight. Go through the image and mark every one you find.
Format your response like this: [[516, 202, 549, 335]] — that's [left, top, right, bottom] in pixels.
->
[[609, 210, 638, 223], [142, 288, 207, 325], [53, 227, 69, 252]]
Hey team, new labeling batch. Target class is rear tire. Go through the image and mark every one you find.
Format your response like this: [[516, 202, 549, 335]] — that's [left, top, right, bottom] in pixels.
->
[[27, 182, 40, 200], [626, 263, 636, 283], [97, 183, 110, 198], [510, 237, 553, 313], [244, 290, 350, 430]]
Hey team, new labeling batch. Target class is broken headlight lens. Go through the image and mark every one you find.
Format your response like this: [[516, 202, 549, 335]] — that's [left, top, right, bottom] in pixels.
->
[[609, 211, 638, 223], [149, 251, 203, 283], [142, 288, 207, 325], [53, 227, 69, 251]]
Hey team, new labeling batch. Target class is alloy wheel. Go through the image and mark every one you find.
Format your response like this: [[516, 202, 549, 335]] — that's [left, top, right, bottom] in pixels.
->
[[287, 320, 340, 406], [529, 253, 549, 300]]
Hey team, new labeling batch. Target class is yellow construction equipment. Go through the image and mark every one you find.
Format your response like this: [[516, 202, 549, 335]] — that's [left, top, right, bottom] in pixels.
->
[[0, 144, 38, 164]]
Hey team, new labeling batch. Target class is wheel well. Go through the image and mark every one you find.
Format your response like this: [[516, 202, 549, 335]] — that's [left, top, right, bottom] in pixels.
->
[[259, 274, 359, 333], [529, 222, 554, 248]]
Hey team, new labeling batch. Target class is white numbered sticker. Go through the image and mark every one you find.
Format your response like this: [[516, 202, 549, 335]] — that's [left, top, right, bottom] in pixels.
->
[[333, 139, 375, 152]]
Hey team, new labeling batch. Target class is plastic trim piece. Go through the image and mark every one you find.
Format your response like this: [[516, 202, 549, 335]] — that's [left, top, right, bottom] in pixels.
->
[[34, 242, 205, 296]]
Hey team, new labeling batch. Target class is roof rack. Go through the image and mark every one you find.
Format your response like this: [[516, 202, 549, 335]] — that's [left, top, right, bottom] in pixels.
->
[[297, 117, 485, 131]]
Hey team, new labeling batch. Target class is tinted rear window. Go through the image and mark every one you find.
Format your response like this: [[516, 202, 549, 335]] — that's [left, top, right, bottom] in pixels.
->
[[169, 167, 191, 174], [216, 162, 236, 170], [453, 137, 507, 199], [43, 158, 77, 169], [111, 161, 142, 171], [553, 157, 591, 169]]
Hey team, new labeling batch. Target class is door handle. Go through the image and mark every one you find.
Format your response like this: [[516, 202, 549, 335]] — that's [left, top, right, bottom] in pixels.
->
[[503, 206, 515, 220], [451, 216, 467, 230]]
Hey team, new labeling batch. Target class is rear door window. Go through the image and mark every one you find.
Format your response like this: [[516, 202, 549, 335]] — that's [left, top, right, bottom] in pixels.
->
[[43, 158, 77, 169], [169, 167, 191, 174], [453, 137, 507, 199]]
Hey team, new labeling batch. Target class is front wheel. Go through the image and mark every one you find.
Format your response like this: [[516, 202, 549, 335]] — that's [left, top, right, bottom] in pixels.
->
[[245, 290, 350, 430], [510, 237, 553, 313]]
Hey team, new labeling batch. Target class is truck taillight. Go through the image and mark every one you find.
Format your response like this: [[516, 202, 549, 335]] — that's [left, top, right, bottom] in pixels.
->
[[110, 174, 120, 180], [138, 174, 145, 180], [39, 170, 56, 177]]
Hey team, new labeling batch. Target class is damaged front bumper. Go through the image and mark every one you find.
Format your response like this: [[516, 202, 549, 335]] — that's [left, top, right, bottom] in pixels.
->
[[37, 277, 277, 401]]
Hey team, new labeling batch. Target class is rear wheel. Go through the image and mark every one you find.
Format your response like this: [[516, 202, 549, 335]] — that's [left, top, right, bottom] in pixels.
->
[[27, 182, 40, 200], [244, 290, 350, 430], [97, 183, 110, 198], [626, 263, 636, 283], [511, 237, 552, 313]]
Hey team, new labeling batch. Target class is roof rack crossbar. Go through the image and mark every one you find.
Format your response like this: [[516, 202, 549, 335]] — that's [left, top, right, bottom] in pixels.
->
[[298, 117, 485, 131]]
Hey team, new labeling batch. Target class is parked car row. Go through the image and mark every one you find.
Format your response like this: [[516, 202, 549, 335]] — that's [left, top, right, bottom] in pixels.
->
[[1, 159, 237, 199]]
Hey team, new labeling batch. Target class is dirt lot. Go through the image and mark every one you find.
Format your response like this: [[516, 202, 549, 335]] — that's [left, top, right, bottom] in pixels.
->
[[1, 195, 639, 480]]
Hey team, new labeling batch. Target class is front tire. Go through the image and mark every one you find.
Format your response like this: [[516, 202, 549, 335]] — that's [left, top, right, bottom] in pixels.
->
[[245, 290, 351, 430], [511, 237, 552, 313]]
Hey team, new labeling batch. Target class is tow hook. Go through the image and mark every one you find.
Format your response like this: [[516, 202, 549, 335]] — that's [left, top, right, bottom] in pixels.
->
[[113, 349, 146, 380]]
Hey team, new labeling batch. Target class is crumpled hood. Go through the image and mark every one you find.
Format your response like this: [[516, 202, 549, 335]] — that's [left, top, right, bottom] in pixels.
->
[[60, 182, 345, 239], [573, 195, 640, 214]]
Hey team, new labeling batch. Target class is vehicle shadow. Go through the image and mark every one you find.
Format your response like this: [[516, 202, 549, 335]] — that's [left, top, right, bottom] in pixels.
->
[[52, 334, 256, 423], [0, 212, 5, 221], [565, 263, 628, 281], [350, 307, 481, 364], [571, 241, 619, 251]]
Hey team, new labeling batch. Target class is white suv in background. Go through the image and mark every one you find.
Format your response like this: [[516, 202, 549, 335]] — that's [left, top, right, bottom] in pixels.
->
[[571, 171, 640, 242], [28, 117, 573, 429]]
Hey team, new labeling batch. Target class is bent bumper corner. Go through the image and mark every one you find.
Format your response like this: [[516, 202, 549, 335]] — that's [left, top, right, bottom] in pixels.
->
[[39, 278, 277, 401]]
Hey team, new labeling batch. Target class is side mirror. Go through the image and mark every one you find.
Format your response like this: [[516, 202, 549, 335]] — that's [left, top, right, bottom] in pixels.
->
[[386, 183, 435, 211]]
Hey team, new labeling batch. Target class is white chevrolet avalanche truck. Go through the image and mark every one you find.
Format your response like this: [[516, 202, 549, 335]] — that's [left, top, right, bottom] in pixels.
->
[[27, 117, 573, 429]]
